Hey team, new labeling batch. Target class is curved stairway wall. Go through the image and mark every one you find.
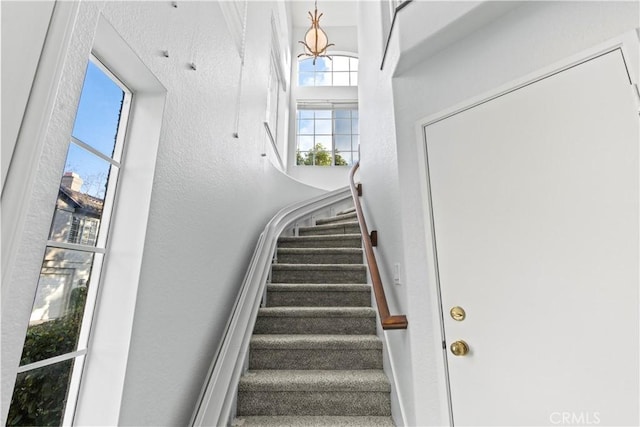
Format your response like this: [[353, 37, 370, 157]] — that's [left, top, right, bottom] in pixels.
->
[[191, 187, 357, 426], [191, 187, 405, 426]]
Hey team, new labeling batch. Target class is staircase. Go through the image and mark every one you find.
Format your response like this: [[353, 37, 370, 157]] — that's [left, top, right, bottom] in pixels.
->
[[233, 208, 395, 427]]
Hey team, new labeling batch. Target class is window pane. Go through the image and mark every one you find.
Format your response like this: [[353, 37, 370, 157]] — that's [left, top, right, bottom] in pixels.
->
[[20, 248, 96, 365], [315, 119, 332, 135], [298, 119, 314, 134], [297, 150, 312, 165], [333, 72, 349, 86], [334, 151, 350, 166], [315, 57, 332, 72], [49, 144, 112, 246], [352, 109, 358, 118], [313, 146, 332, 166], [333, 56, 350, 72], [298, 136, 314, 151], [315, 110, 332, 119], [71, 61, 125, 158], [334, 110, 351, 119], [298, 72, 314, 87], [315, 72, 331, 86], [298, 110, 314, 119], [297, 56, 358, 87], [352, 118, 359, 133], [62, 142, 112, 199], [314, 135, 332, 149], [335, 135, 352, 151], [334, 119, 351, 134], [7, 359, 75, 427], [299, 58, 315, 72]]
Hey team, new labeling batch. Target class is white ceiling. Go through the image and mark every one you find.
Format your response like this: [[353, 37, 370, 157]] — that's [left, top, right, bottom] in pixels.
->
[[289, 0, 358, 28]]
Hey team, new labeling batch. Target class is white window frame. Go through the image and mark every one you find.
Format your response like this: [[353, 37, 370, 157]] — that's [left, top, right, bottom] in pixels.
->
[[11, 54, 132, 426], [295, 102, 359, 167], [290, 51, 359, 171], [297, 54, 359, 87], [72, 17, 167, 426], [1, 8, 165, 425]]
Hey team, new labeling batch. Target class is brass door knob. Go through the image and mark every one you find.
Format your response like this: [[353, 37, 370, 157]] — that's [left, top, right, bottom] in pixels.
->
[[450, 340, 469, 356], [450, 306, 466, 321]]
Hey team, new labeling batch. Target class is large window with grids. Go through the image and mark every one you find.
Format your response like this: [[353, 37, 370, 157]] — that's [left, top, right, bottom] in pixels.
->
[[296, 104, 359, 166], [7, 56, 130, 426]]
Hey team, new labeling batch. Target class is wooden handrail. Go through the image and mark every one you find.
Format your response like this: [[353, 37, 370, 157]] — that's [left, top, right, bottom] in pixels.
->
[[349, 162, 408, 330]]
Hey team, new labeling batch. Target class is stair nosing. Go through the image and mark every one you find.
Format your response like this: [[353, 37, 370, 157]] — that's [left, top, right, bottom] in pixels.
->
[[250, 334, 382, 349], [298, 221, 359, 230], [238, 370, 390, 392], [277, 247, 363, 253], [232, 415, 395, 427], [258, 307, 376, 318], [271, 264, 366, 270], [278, 234, 362, 240], [336, 207, 357, 215], [316, 214, 358, 225], [267, 283, 370, 291]]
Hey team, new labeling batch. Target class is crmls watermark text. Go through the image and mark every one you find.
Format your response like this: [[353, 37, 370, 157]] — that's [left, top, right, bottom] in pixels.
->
[[549, 411, 601, 425]]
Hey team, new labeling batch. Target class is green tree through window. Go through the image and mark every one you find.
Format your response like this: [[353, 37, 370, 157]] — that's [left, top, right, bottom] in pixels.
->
[[296, 143, 349, 166], [296, 109, 358, 166]]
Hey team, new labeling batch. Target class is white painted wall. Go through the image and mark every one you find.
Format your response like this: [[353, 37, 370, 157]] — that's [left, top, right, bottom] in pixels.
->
[[357, 1, 639, 425], [287, 22, 359, 190], [1, 1, 325, 425], [356, 3, 418, 425]]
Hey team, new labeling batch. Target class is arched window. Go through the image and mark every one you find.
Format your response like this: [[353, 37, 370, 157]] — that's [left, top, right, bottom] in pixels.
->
[[298, 55, 358, 87]]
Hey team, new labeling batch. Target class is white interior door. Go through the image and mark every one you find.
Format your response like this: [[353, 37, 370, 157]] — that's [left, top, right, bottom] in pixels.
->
[[425, 49, 639, 426]]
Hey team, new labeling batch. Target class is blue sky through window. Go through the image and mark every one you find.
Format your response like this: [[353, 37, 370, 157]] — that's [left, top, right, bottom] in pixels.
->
[[64, 60, 126, 198], [298, 56, 358, 86], [72, 61, 124, 157]]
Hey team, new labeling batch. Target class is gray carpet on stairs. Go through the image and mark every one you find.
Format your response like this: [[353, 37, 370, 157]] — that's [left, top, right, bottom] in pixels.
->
[[266, 283, 371, 307], [232, 416, 395, 427], [234, 206, 395, 426]]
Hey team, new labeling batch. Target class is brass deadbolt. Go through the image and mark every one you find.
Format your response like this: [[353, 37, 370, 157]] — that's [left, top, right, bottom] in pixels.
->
[[450, 306, 466, 321], [450, 340, 469, 356]]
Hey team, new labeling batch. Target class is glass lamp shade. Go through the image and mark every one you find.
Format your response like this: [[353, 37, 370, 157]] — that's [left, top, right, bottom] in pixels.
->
[[303, 27, 329, 56]]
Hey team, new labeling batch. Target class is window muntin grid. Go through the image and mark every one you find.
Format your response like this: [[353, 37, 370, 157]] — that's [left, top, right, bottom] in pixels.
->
[[8, 56, 131, 427], [296, 108, 359, 166], [298, 55, 358, 87]]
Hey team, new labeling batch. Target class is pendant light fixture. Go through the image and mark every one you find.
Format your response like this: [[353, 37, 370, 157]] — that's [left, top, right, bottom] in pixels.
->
[[298, 0, 334, 65]]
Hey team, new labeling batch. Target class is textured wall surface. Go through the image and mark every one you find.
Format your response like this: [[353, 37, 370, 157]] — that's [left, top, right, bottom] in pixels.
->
[[2, 1, 324, 425], [99, 2, 324, 425]]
